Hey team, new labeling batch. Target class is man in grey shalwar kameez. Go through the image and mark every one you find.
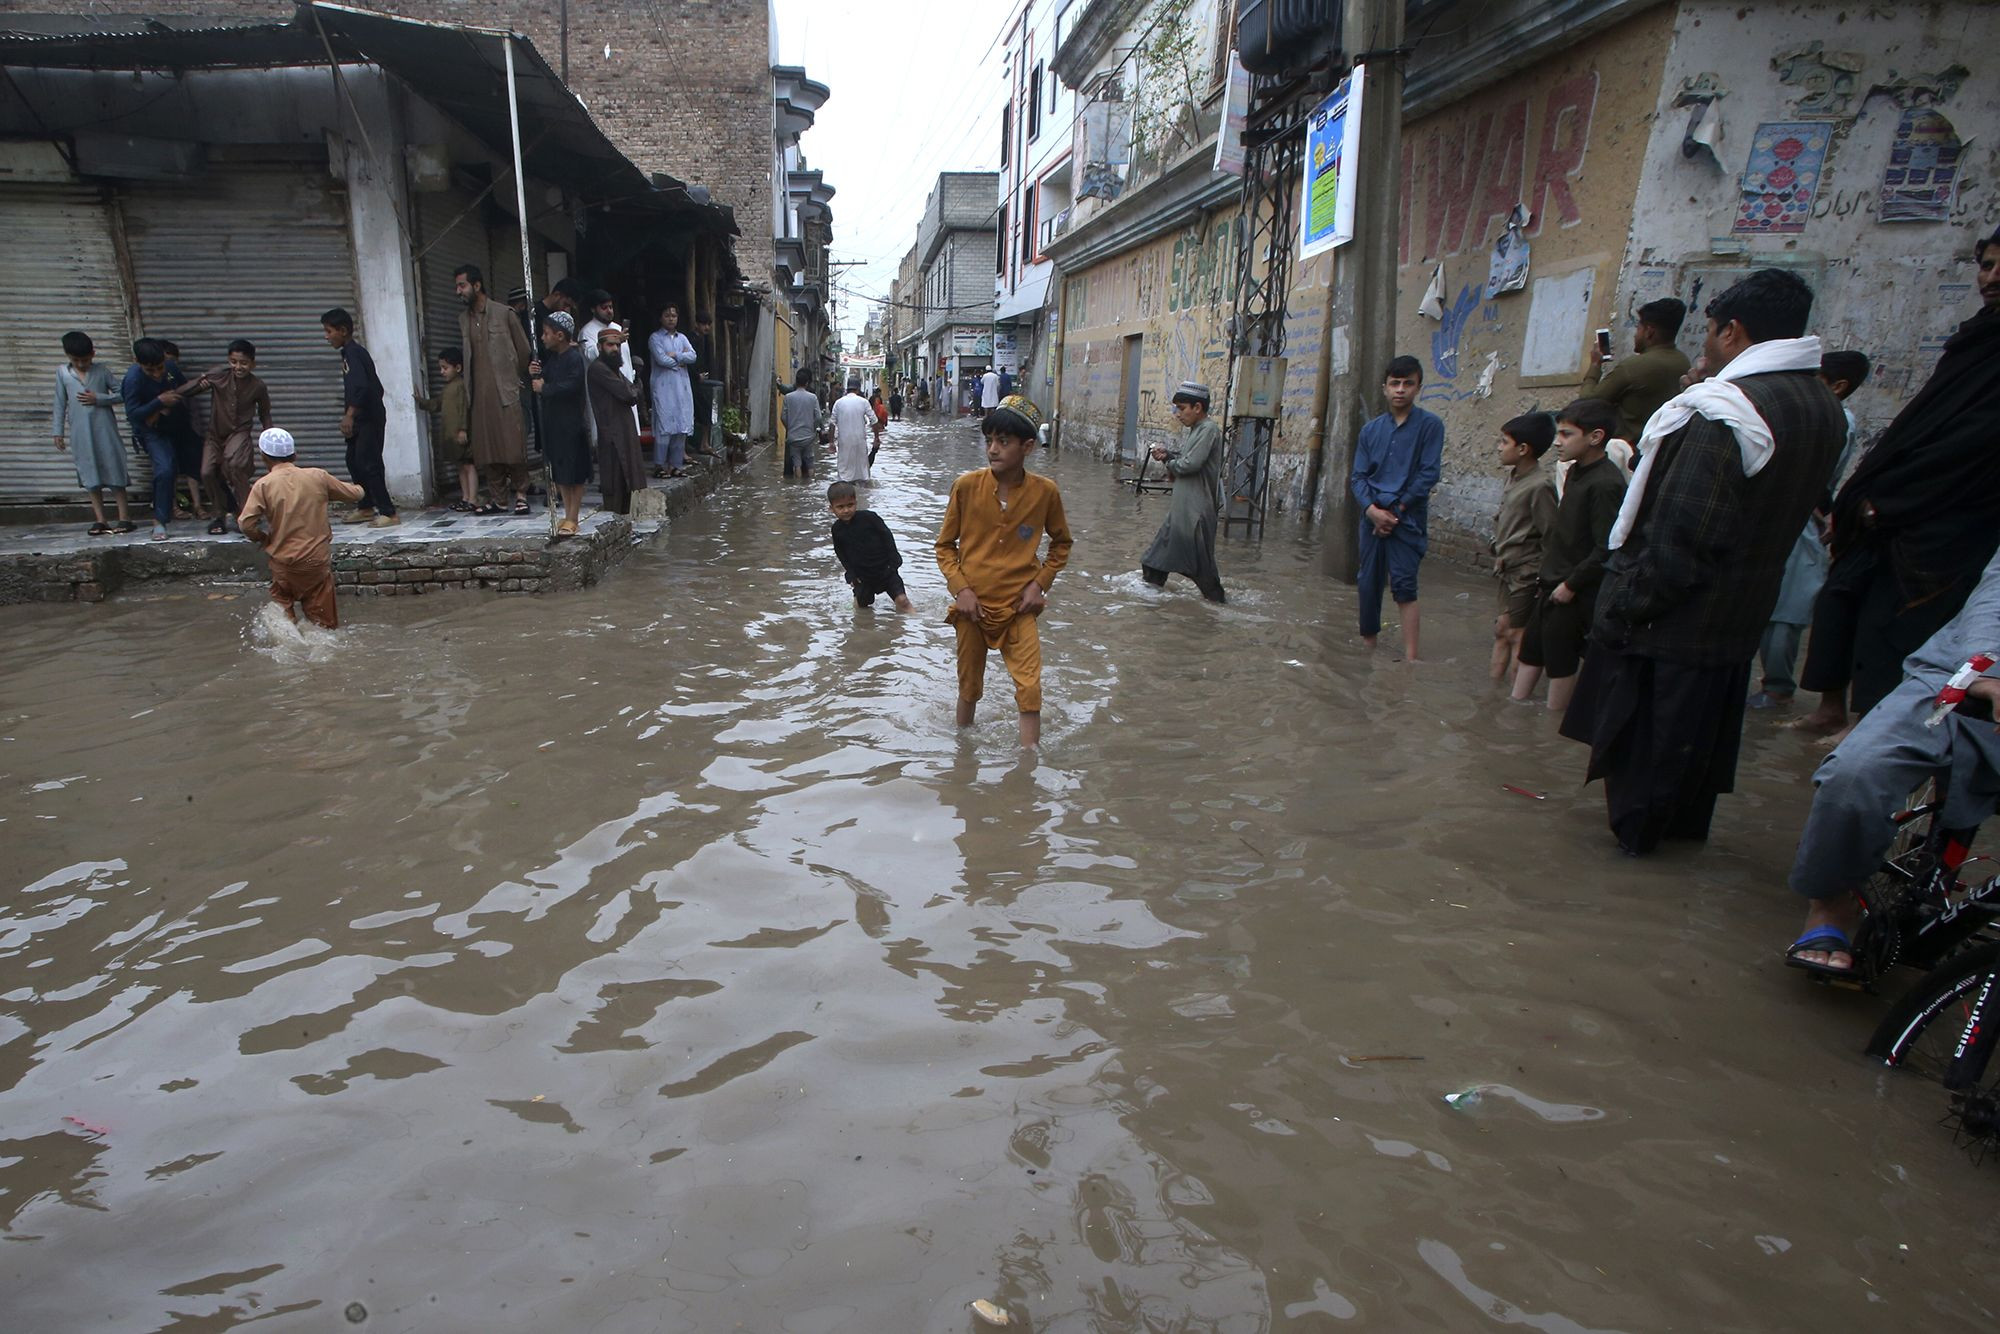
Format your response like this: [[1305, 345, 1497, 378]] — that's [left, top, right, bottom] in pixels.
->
[[1140, 381, 1227, 603], [1784, 545, 2000, 977]]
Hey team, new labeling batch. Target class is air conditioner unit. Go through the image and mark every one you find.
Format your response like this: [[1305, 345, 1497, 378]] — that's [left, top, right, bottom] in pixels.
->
[[1236, 0, 1342, 78]]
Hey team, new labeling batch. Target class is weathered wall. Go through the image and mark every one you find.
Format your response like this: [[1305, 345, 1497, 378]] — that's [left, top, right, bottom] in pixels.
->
[[0, 0, 778, 284], [1623, 1, 1997, 429], [1393, 5, 1673, 562], [1056, 206, 1240, 461]]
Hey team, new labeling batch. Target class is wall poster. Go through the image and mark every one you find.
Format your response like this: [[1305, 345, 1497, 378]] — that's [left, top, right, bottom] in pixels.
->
[[1300, 67, 1364, 259], [1731, 121, 1834, 235]]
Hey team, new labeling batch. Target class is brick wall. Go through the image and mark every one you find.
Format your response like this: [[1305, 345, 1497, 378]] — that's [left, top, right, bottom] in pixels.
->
[[4, 1, 777, 285]]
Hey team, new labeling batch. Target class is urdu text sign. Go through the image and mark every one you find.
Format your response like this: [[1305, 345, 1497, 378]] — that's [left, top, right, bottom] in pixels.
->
[[1301, 69, 1364, 260]]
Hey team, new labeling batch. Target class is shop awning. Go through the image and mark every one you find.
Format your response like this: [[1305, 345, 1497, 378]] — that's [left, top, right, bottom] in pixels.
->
[[0, 3, 739, 250]]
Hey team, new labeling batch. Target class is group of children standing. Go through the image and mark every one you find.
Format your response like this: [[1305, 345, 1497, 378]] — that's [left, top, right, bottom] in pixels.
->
[[52, 313, 392, 544], [1483, 354, 1867, 707]]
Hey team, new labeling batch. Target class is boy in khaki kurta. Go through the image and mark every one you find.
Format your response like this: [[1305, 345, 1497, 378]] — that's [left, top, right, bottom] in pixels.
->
[[935, 396, 1072, 748], [237, 427, 365, 629]]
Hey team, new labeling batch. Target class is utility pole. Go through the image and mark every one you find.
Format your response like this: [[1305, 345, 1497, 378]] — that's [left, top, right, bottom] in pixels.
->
[[1319, 0, 1407, 581]]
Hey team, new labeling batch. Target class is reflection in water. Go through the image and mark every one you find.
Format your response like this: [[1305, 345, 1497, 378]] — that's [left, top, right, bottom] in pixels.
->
[[1, 417, 1996, 1329]]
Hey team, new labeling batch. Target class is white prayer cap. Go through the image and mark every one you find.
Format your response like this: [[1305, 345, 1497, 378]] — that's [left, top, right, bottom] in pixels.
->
[[258, 427, 296, 457]]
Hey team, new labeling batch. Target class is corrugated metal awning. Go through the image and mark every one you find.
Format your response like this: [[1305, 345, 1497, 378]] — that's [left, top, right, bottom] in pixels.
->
[[0, 4, 741, 270]]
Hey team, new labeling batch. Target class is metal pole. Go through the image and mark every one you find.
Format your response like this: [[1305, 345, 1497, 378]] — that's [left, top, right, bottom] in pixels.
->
[[1318, 0, 1405, 580], [501, 36, 557, 540]]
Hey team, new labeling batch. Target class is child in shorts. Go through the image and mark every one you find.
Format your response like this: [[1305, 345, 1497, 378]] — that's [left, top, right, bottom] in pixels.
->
[[415, 347, 475, 510], [1514, 398, 1626, 710], [1490, 412, 1557, 684], [935, 395, 1073, 747], [829, 480, 913, 611]]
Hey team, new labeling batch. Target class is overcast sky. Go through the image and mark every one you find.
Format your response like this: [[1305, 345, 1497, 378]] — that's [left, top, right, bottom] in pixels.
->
[[773, 0, 1011, 340]]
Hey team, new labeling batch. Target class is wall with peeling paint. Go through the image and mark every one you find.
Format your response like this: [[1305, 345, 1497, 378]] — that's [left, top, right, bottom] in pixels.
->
[[1619, 1, 1996, 440], [1392, 6, 1674, 563]]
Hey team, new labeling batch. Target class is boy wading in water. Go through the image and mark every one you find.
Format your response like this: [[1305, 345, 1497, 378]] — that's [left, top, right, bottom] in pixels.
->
[[237, 427, 365, 629], [1351, 355, 1444, 659], [828, 481, 913, 611], [935, 395, 1073, 748]]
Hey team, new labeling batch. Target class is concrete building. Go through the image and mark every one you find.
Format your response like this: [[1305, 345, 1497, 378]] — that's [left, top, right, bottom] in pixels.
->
[[913, 172, 1001, 413], [0, 7, 738, 507], [774, 65, 835, 409], [893, 243, 923, 389], [1045, 0, 1999, 560], [994, 0, 1078, 411]]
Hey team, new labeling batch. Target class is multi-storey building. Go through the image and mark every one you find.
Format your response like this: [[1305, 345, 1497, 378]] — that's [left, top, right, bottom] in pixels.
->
[[995, 0, 1079, 410]]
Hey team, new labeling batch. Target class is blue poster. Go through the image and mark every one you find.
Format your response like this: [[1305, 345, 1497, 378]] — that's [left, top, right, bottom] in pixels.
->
[[1301, 69, 1364, 259]]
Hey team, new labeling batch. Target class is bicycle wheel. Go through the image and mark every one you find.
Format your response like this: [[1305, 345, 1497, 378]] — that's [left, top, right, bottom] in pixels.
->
[[1866, 940, 2000, 1080]]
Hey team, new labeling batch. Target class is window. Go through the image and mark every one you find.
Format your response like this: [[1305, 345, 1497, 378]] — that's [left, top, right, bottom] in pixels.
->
[[1210, 0, 1239, 92], [997, 206, 1009, 275], [1020, 188, 1037, 268], [1000, 105, 1011, 167], [1028, 60, 1044, 141], [1039, 172, 1072, 249]]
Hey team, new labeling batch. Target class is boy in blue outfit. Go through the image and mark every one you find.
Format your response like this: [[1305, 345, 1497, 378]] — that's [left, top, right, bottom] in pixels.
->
[[1350, 355, 1444, 659]]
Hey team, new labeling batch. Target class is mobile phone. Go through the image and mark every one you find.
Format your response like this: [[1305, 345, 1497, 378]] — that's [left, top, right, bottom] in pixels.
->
[[1595, 328, 1612, 358]]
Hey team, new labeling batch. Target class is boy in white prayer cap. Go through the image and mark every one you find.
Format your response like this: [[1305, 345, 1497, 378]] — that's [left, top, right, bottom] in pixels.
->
[[237, 427, 365, 628]]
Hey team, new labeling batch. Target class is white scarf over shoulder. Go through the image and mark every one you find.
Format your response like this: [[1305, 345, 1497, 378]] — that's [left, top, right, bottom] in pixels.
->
[[1608, 335, 1822, 550]]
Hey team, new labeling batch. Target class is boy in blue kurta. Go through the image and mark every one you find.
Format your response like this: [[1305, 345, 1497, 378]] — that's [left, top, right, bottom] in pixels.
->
[[1350, 355, 1444, 659]]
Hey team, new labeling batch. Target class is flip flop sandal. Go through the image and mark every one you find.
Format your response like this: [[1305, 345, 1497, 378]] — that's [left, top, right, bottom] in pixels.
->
[[473, 503, 503, 516], [512, 499, 531, 515], [1784, 925, 1857, 978], [207, 518, 227, 535], [113, 521, 137, 534], [87, 522, 111, 536], [449, 500, 475, 513]]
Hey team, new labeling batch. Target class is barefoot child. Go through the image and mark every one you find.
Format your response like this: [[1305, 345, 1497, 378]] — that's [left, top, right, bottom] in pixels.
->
[[829, 481, 913, 611], [1514, 399, 1626, 710], [1351, 355, 1444, 659], [236, 428, 365, 629], [415, 347, 476, 511], [53, 331, 136, 537], [1490, 412, 1557, 684], [935, 395, 1073, 748]]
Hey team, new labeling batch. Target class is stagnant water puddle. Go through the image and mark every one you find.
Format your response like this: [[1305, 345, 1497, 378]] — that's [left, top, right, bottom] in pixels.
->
[[3, 418, 1995, 1330]]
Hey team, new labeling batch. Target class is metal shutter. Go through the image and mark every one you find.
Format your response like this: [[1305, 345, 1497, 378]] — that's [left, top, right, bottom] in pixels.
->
[[121, 166, 360, 475], [0, 186, 135, 502], [416, 189, 491, 484]]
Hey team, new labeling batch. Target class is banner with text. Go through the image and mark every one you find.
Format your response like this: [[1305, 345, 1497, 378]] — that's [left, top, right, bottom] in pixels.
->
[[1301, 68, 1364, 259]]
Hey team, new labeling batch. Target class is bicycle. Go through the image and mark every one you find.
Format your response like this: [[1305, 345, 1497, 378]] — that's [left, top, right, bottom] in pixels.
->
[[1866, 939, 2000, 1158]]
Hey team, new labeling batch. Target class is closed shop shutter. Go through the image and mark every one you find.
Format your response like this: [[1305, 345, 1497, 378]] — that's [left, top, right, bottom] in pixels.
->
[[121, 165, 359, 476], [0, 185, 135, 502]]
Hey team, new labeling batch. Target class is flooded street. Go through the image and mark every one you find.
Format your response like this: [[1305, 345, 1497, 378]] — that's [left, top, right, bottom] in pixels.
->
[[4, 415, 1997, 1332]]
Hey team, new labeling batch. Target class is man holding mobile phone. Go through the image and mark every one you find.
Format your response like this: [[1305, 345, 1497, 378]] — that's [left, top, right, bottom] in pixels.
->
[[1580, 298, 1692, 445]]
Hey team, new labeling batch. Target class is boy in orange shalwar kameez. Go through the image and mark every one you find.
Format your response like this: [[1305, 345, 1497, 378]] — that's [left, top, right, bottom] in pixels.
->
[[935, 396, 1073, 748]]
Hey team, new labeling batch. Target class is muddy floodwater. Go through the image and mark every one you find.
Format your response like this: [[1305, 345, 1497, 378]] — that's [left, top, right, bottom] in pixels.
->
[[3, 417, 1996, 1332]]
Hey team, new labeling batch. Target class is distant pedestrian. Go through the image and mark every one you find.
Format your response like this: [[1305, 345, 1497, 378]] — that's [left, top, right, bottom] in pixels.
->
[[832, 377, 873, 483], [586, 324, 647, 516], [888, 386, 904, 420], [1350, 355, 1444, 659], [1140, 380, 1226, 603], [1749, 349, 1870, 711], [980, 365, 1001, 414], [183, 339, 273, 535], [1513, 401, 1622, 710], [782, 368, 823, 480], [997, 366, 1014, 399], [828, 480, 913, 611], [647, 303, 697, 478], [868, 389, 888, 463], [936, 395, 1072, 748], [1560, 268, 1846, 856], [530, 311, 591, 538], [237, 427, 365, 629], [457, 264, 535, 517], [322, 308, 397, 527], [414, 346, 475, 511], [53, 331, 135, 537], [1488, 411, 1557, 687], [1794, 228, 2000, 740], [1579, 298, 1692, 445]]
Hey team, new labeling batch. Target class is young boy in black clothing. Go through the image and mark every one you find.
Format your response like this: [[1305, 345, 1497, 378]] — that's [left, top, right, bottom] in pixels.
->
[[322, 306, 397, 527], [828, 481, 913, 610], [1514, 398, 1627, 711]]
